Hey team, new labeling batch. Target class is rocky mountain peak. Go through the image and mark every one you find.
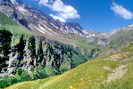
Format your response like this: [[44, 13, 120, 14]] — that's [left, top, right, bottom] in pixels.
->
[[0, 0, 101, 40], [0, 0, 86, 36], [0, 0, 16, 5]]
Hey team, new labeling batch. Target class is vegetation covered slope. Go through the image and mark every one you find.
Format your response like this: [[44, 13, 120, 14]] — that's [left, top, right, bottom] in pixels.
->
[[1, 7, 133, 89], [0, 12, 16, 25], [0, 12, 31, 35], [5, 43, 133, 89], [0, 12, 99, 88]]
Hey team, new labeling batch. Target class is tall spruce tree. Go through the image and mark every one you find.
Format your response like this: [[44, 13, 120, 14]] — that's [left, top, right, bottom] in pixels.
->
[[0, 29, 12, 72], [37, 40, 45, 66], [16, 35, 26, 66], [28, 36, 36, 66]]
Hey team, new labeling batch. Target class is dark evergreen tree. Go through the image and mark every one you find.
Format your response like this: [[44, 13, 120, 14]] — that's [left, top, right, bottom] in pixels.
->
[[45, 43, 54, 62], [16, 35, 26, 66], [37, 40, 45, 66], [28, 36, 36, 66], [66, 46, 74, 68], [0, 29, 12, 72], [89, 48, 100, 58]]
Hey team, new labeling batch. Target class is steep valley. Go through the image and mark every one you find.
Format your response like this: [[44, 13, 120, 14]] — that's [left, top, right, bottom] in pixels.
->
[[0, 0, 133, 89], [5, 41, 133, 89], [0, 8, 96, 88]]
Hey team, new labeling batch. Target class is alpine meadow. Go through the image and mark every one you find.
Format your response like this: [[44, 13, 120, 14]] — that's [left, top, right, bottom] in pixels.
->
[[0, 0, 133, 89]]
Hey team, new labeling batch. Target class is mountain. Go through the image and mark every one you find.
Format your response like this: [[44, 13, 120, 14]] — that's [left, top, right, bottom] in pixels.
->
[[0, 0, 84, 36], [0, 3, 95, 88], [5, 41, 133, 89], [0, 0, 102, 51], [1, 0, 133, 49], [108, 24, 133, 48], [1, 0, 123, 50], [0, 0, 133, 89], [0, 0, 104, 88]]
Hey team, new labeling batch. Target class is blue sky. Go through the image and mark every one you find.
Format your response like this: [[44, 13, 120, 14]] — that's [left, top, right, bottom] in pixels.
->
[[18, 0, 133, 32]]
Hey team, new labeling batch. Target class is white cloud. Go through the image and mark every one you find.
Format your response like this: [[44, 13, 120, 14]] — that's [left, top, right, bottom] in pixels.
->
[[37, 0, 80, 22], [39, 0, 48, 5], [50, 14, 66, 22], [111, 2, 133, 20], [10, 0, 16, 4]]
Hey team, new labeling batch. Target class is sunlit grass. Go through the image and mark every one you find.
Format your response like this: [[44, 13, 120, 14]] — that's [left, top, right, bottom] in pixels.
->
[[6, 44, 133, 89], [6, 57, 121, 89]]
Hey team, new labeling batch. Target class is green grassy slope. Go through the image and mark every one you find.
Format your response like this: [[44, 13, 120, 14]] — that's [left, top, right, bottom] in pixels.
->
[[5, 60, 120, 89], [0, 12, 31, 35], [0, 12, 16, 25], [0, 12, 32, 45], [1, 11, 132, 89], [0, 12, 94, 89], [6, 43, 133, 89]]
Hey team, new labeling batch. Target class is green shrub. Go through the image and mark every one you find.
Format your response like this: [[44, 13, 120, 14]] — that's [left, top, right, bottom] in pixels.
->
[[32, 67, 49, 80], [15, 69, 31, 82], [0, 77, 17, 88], [0, 69, 31, 88]]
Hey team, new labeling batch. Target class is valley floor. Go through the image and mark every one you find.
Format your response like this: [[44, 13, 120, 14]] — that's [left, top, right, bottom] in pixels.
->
[[5, 45, 133, 89]]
